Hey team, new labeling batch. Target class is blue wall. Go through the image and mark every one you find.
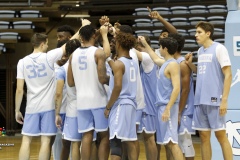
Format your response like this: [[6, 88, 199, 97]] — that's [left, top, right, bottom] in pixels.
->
[[211, 1, 240, 159]]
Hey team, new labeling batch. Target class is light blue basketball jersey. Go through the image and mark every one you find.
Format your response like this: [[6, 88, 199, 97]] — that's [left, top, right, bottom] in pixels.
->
[[176, 57, 194, 115], [140, 64, 158, 116], [105, 62, 112, 76], [105, 62, 112, 99], [195, 42, 225, 106], [109, 57, 138, 108], [130, 49, 145, 110], [155, 58, 180, 107]]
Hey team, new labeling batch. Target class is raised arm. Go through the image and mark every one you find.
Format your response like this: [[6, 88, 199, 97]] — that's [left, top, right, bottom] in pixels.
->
[[99, 23, 116, 69], [95, 48, 109, 84], [135, 49, 143, 61], [138, 36, 165, 66], [67, 55, 75, 87], [61, 19, 91, 56], [100, 24, 111, 58], [148, 7, 177, 34]]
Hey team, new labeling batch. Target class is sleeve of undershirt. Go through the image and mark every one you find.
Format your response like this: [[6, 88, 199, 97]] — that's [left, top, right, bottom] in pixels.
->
[[216, 44, 231, 68], [47, 48, 63, 65], [16, 59, 24, 79], [141, 52, 154, 74], [56, 66, 66, 81]]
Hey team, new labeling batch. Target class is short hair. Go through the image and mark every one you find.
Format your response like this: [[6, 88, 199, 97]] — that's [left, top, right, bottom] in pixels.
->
[[168, 33, 185, 52], [31, 33, 48, 48], [159, 37, 178, 55], [161, 28, 169, 34], [118, 25, 133, 34], [115, 32, 136, 51], [195, 21, 214, 39], [57, 25, 75, 36], [79, 25, 96, 42], [65, 39, 81, 57], [56, 39, 69, 48]]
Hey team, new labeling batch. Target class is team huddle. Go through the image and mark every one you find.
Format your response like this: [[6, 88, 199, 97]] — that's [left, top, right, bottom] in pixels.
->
[[15, 10, 233, 160]]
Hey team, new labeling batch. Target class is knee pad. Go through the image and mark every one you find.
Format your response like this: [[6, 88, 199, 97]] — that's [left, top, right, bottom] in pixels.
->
[[183, 144, 195, 157], [110, 137, 122, 157], [181, 134, 195, 157]]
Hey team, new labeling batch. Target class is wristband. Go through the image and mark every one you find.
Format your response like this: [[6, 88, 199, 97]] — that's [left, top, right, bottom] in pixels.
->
[[106, 57, 112, 62]]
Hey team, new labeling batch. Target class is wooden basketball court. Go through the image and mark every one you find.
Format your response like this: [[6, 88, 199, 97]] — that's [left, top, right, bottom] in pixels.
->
[[0, 134, 202, 159]]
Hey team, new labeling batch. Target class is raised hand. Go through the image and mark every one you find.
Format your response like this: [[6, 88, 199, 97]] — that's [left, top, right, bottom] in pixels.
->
[[82, 19, 91, 27], [137, 36, 148, 48], [185, 52, 193, 64], [99, 15, 109, 26], [100, 24, 109, 36], [114, 21, 121, 29], [147, 6, 161, 19]]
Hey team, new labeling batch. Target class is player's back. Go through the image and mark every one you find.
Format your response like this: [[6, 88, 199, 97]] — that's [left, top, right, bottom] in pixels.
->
[[155, 58, 179, 106], [21, 52, 56, 113], [62, 62, 77, 117], [111, 57, 138, 107], [140, 53, 158, 116], [129, 48, 145, 110], [71, 46, 108, 110]]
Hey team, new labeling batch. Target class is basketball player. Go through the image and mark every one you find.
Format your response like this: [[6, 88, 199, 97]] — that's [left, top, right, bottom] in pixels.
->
[[53, 24, 75, 160], [168, 33, 195, 160], [116, 25, 145, 159], [55, 39, 82, 160], [135, 35, 161, 160], [147, 6, 177, 39], [185, 21, 233, 160], [104, 32, 139, 160], [140, 36, 184, 160], [67, 24, 110, 160], [15, 33, 72, 160]]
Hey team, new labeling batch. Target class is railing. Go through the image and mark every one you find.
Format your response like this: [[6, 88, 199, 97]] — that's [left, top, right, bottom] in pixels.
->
[[0, 0, 52, 7]]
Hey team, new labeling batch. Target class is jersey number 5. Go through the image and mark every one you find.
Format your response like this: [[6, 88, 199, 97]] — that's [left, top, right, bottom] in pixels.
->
[[79, 56, 87, 70]]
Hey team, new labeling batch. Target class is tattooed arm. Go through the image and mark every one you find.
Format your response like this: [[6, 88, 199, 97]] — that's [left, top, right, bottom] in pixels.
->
[[95, 48, 109, 84]]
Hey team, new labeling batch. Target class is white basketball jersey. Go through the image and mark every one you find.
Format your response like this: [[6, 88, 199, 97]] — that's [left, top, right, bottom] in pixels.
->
[[63, 63, 77, 117], [130, 48, 145, 110], [71, 46, 108, 110], [17, 48, 63, 113]]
